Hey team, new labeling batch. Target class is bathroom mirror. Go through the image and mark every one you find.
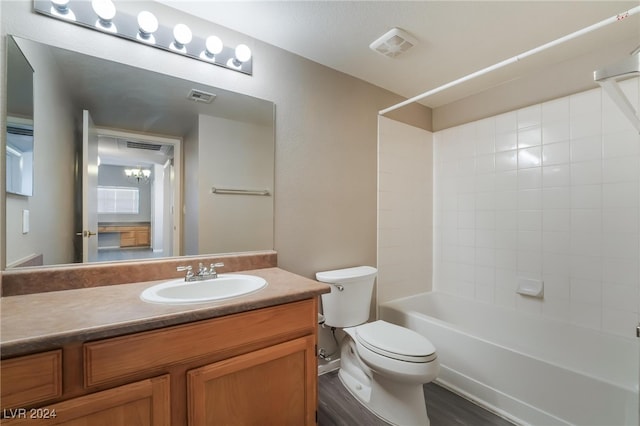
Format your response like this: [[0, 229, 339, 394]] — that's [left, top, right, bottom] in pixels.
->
[[3, 35, 275, 269], [5, 36, 34, 197]]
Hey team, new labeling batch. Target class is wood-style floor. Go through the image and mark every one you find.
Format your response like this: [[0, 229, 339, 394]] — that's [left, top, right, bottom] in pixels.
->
[[318, 371, 515, 426]]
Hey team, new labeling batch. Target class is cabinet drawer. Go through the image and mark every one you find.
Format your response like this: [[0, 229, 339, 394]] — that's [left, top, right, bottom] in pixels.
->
[[1, 350, 62, 409], [84, 299, 316, 387]]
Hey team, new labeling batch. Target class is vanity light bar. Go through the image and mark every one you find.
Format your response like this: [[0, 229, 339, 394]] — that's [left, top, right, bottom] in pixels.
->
[[33, 0, 253, 75]]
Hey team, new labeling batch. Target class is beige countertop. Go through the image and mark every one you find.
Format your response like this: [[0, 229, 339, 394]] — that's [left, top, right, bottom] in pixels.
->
[[1, 267, 330, 358]]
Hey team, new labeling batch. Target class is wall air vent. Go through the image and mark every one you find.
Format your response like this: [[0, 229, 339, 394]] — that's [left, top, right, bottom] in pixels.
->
[[7, 125, 33, 136], [188, 89, 216, 104], [370, 27, 418, 59], [126, 141, 162, 151]]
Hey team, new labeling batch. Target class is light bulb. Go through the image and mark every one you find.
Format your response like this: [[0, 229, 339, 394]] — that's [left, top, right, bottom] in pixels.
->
[[143, 169, 151, 178], [205, 36, 223, 56], [137, 11, 158, 37], [51, 0, 69, 13], [51, 0, 76, 20], [235, 44, 252, 63], [173, 24, 192, 50], [92, 0, 116, 23]]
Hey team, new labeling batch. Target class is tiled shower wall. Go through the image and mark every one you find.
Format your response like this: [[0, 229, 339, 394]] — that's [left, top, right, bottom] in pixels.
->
[[433, 78, 640, 338], [378, 117, 433, 305]]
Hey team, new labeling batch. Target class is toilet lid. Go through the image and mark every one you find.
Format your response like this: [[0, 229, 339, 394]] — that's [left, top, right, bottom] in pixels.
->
[[355, 321, 437, 363]]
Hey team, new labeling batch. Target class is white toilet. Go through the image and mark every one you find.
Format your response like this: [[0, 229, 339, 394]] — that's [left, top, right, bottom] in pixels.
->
[[316, 266, 439, 426]]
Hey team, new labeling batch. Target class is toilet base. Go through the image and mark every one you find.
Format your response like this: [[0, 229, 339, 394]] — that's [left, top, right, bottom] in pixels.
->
[[339, 368, 430, 426]]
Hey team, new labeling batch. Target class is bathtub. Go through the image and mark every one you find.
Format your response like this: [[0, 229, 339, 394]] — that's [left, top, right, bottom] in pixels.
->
[[379, 292, 639, 426]]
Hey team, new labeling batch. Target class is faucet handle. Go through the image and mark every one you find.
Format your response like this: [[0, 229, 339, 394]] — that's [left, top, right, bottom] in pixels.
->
[[177, 265, 194, 281], [209, 262, 224, 277]]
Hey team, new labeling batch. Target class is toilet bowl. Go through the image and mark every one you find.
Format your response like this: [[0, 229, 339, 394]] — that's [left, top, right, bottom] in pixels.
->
[[316, 266, 440, 426]]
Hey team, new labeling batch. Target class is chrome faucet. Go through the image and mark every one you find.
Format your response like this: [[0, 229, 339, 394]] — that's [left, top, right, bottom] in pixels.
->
[[177, 262, 225, 282]]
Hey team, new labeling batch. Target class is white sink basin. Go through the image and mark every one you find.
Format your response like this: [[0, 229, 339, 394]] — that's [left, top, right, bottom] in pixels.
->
[[140, 274, 267, 305]]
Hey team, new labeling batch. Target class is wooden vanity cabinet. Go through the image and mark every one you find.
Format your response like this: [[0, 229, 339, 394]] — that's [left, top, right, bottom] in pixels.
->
[[98, 224, 150, 248], [188, 335, 316, 425], [1, 298, 319, 426]]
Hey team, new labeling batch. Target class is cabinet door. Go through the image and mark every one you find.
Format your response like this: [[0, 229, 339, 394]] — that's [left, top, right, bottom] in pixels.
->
[[1, 375, 170, 426], [188, 336, 316, 426]]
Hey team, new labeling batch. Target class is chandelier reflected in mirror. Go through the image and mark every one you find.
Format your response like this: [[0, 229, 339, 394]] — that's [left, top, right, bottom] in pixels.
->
[[124, 167, 151, 183]]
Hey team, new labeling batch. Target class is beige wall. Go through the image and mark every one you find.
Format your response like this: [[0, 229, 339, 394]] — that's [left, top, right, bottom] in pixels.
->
[[0, 1, 432, 276], [377, 116, 433, 305], [183, 121, 200, 256], [197, 114, 274, 254]]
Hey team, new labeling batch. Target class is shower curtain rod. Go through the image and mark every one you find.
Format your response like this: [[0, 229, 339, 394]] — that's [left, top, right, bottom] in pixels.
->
[[379, 5, 640, 116]]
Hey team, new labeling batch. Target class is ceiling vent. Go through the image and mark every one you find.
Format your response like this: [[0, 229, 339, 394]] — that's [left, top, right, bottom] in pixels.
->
[[187, 88, 216, 104], [370, 27, 417, 59], [126, 141, 162, 151]]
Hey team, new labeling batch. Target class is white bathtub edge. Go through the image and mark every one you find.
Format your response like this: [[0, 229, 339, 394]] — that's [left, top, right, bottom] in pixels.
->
[[436, 364, 572, 426]]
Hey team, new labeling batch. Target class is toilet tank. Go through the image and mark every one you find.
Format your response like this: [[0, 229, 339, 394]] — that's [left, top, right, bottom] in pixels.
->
[[316, 266, 377, 328]]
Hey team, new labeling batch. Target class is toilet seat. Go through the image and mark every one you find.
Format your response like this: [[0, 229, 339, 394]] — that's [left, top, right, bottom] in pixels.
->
[[355, 320, 437, 363]]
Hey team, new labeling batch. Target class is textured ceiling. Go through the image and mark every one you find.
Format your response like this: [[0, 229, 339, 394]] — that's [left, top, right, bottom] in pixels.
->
[[157, 1, 640, 108]]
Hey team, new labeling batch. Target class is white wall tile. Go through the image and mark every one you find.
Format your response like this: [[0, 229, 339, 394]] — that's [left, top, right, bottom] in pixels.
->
[[542, 141, 570, 165], [571, 160, 602, 186], [570, 112, 602, 140], [518, 105, 541, 129], [570, 278, 602, 306], [571, 209, 601, 233], [571, 185, 601, 209], [518, 189, 542, 210], [570, 135, 602, 163], [519, 210, 542, 231], [496, 111, 517, 133], [542, 165, 571, 188], [603, 208, 638, 233], [603, 282, 638, 312], [542, 120, 570, 145], [475, 154, 495, 174], [543, 187, 571, 210], [603, 130, 640, 159], [495, 170, 518, 191], [602, 157, 639, 183], [518, 126, 542, 148], [603, 257, 639, 286], [495, 190, 518, 210], [602, 309, 639, 338], [496, 150, 518, 171], [570, 255, 602, 281], [518, 147, 542, 168], [428, 79, 640, 338], [543, 209, 570, 232], [543, 231, 570, 254], [543, 252, 571, 277], [603, 181, 639, 208], [518, 167, 542, 189], [570, 89, 601, 116], [542, 97, 570, 123], [570, 302, 601, 330], [495, 132, 518, 152]]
